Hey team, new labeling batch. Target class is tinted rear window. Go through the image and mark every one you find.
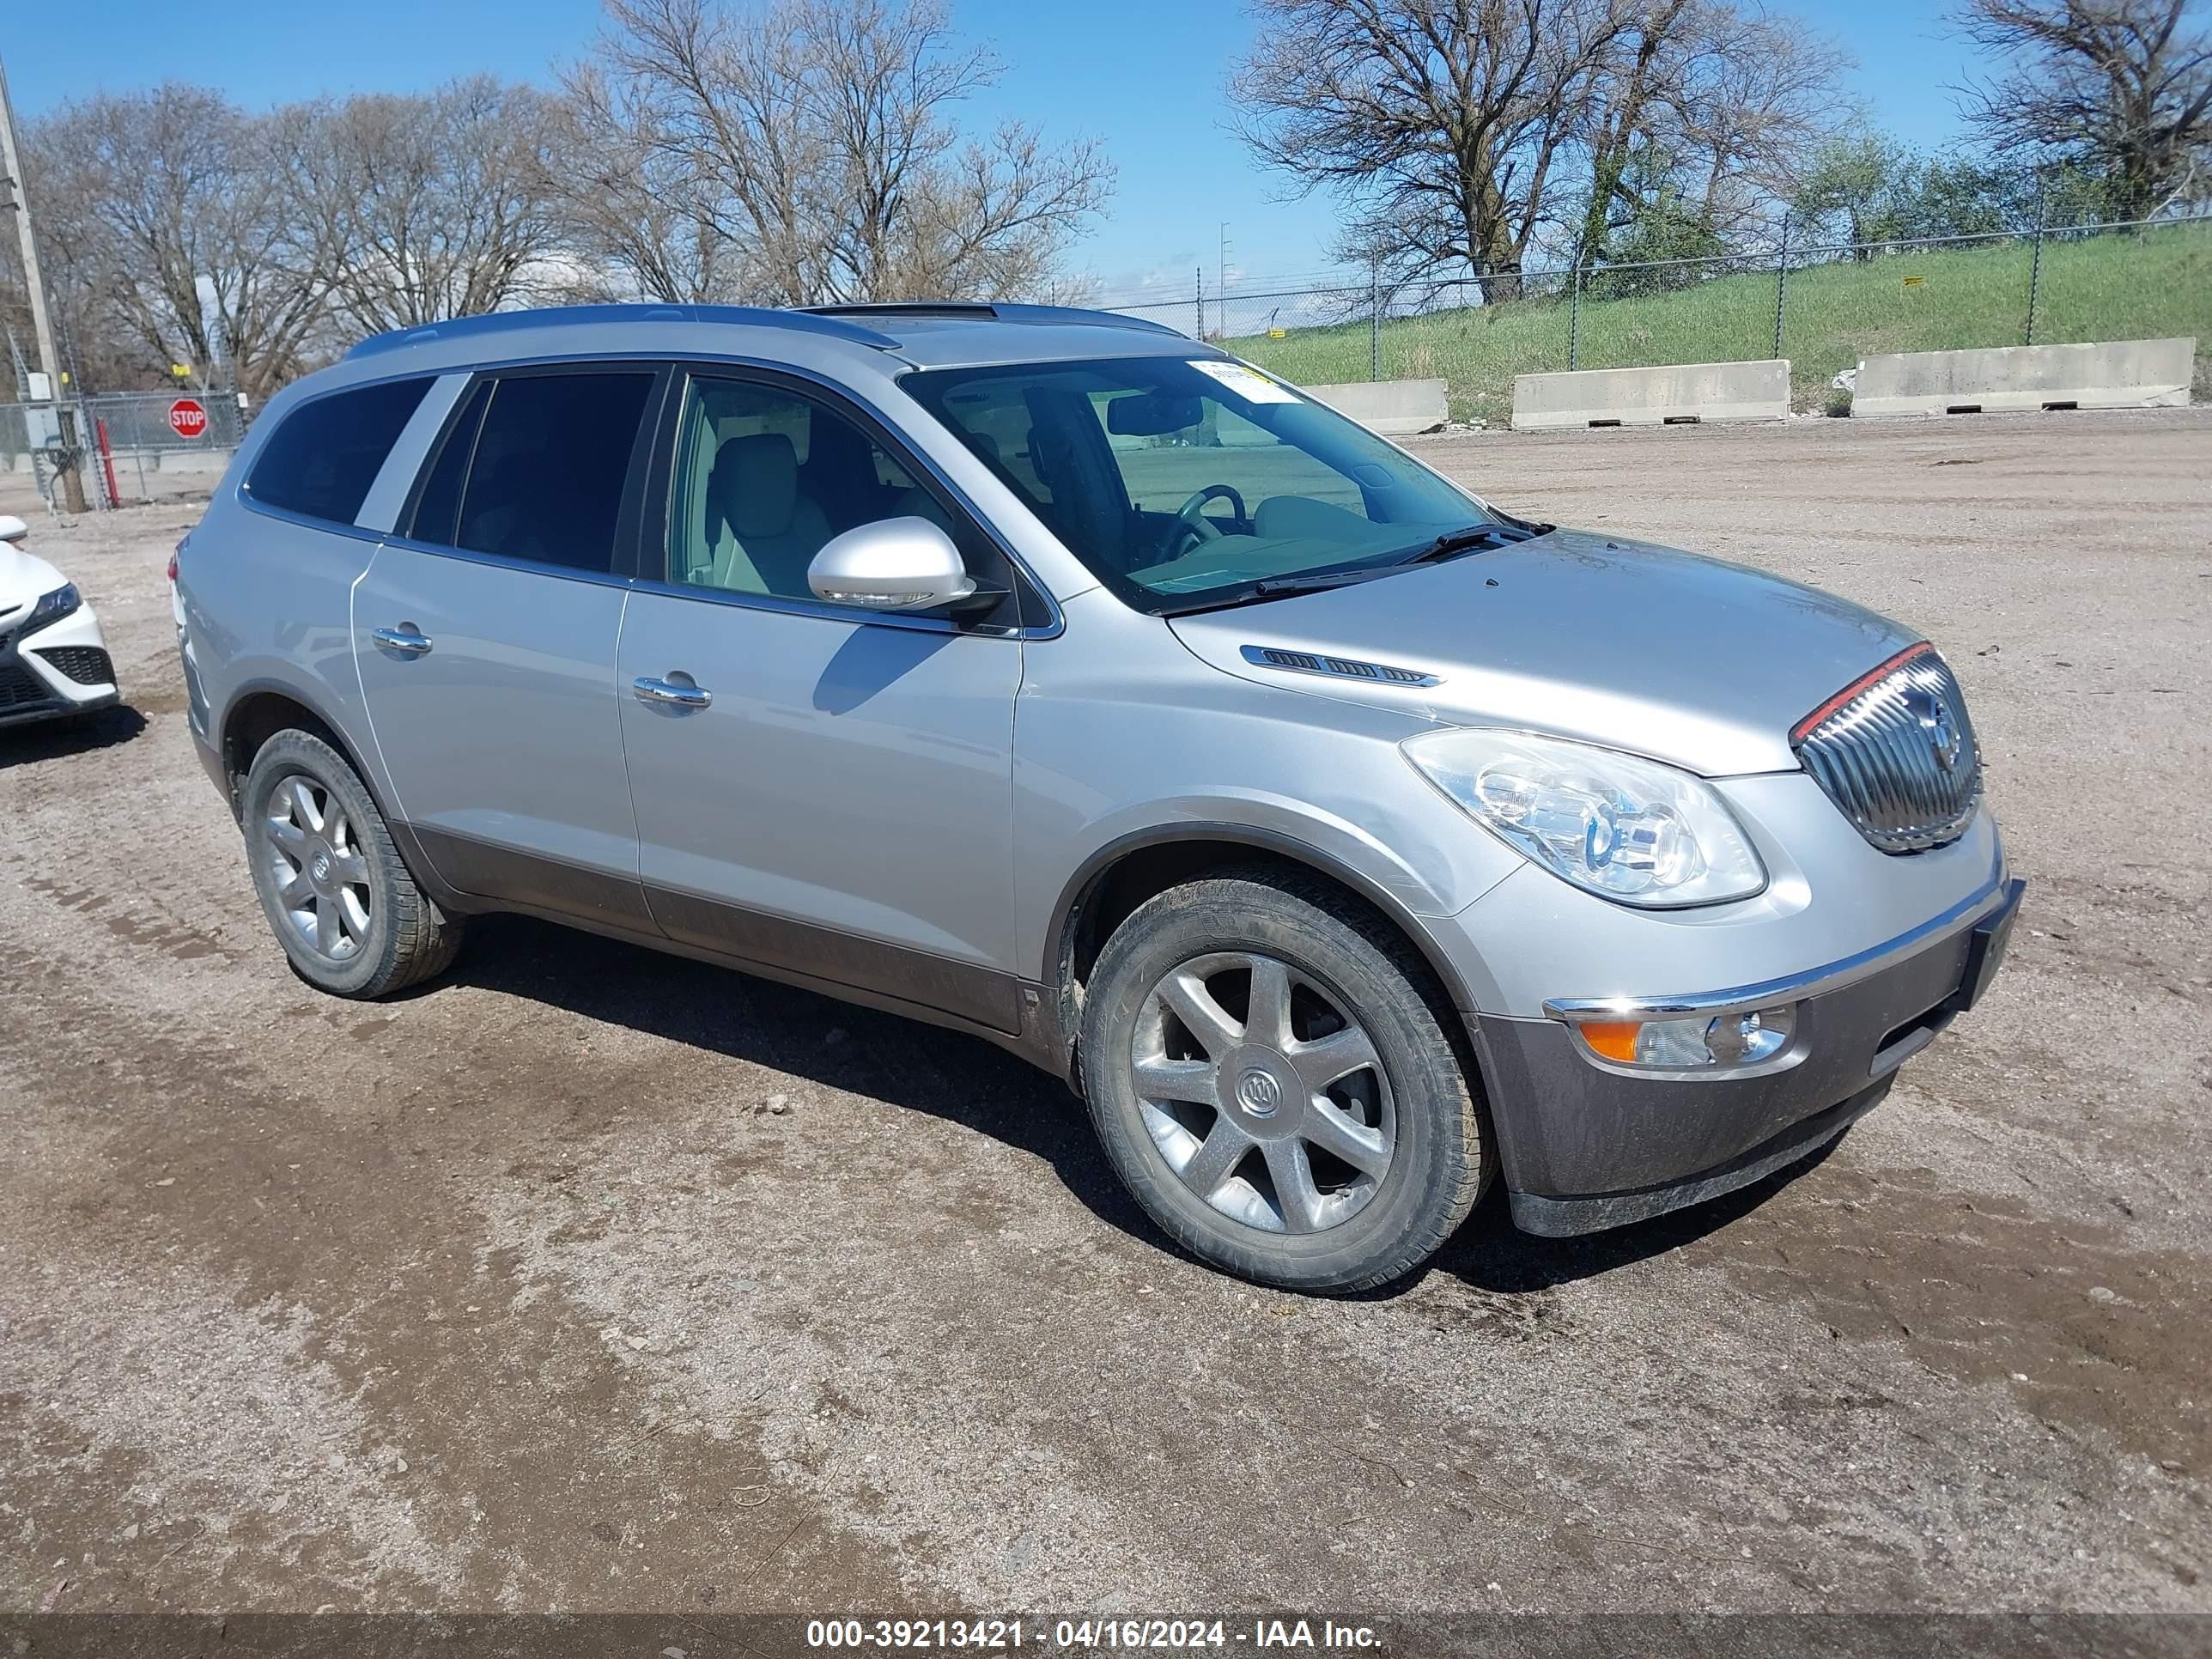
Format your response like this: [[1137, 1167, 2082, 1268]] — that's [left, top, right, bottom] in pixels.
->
[[246, 377, 434, 524], [453, 372, 657, 573]]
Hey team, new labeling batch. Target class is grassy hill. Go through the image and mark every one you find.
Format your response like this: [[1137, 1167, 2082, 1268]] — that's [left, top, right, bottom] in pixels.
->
[[1220, 222, 2212, 427]]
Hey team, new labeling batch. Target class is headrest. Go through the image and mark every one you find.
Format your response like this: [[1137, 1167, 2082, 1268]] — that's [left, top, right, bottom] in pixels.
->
[[707, 433, 799, 543]]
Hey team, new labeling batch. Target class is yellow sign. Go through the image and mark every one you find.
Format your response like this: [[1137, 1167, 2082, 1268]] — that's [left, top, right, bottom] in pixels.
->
[[1902, 275, 1924, 288], [1267, 327, 1287, 338], [170, 363, 194, 378]]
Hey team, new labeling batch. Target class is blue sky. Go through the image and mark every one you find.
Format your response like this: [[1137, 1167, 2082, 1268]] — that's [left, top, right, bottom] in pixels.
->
[[3, 0, 1981, 298]]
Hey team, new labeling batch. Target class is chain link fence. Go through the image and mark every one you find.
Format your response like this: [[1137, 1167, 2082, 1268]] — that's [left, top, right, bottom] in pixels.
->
[[1103, 214, 2212, 428], [3, 216, 2200, 514], [1, 389, 246, 516]]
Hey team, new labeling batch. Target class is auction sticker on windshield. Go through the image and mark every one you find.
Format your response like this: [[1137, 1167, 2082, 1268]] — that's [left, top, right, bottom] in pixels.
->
[[1188, 359, 1300, 404]]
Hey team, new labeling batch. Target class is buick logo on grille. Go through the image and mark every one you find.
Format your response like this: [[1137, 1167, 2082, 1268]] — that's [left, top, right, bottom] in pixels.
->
[[1907, 686, 1966, 772]]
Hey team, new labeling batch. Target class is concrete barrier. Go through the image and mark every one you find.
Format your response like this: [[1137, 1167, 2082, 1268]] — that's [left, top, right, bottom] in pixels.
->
[[1511, 360, 1789, 430], [1850, 337, 2195, 417], [1304, 378, 1449, 435]]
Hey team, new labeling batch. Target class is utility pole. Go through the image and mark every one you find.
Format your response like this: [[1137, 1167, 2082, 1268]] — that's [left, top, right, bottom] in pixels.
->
[[0, 54, 87, 513]]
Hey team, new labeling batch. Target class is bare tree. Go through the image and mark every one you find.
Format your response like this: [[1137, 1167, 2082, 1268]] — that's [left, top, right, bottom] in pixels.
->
[[1232, 0, 1850, 285], [284, 77, 570, 336], [1233, 0, 1635, 289], [1574, 0, 1696, 262], [563, 0, 1114, 304], [25, 86, 331, 396], [553, 59, 746, 302], [1663, 3, 1856, 237], [1953, 0, 2212, 217]]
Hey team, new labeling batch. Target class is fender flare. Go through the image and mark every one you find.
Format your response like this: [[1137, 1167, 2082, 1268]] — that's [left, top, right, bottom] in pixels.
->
[[1045, 820, 1481, 1018]]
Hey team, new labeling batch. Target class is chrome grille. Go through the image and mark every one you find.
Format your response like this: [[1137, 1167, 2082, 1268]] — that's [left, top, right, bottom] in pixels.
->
[[1794, 646, 1983, 854]]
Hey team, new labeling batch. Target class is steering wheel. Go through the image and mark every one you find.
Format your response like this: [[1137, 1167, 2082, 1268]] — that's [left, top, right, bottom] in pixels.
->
[[1171, 483, 1249, 552]]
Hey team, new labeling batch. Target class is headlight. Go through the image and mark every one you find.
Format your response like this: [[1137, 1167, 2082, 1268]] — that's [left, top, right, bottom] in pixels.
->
[[23, 583, 81, 634], [1403, 727, 1765, 908]]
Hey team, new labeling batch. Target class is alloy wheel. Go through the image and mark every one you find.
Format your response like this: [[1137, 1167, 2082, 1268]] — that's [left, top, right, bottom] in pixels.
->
[[1130, 951, 1395, 1234], [263, 773, 373, 962]]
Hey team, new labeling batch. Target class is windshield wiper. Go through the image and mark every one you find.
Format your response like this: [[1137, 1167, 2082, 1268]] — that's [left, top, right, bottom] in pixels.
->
[[1387, 521, 1524, 567], [1164, 568, 1398, 614], [1158, 520, 1547, 616]]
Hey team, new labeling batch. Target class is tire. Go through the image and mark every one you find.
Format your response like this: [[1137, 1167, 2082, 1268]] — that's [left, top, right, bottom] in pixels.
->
[[240, 729, 463, 998], [1079, 866, 1489, 1293]]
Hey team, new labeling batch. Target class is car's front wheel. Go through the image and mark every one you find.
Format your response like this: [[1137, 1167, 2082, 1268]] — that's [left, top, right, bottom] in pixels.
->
[[1079, 868, 1489, 1293], [240, 729, 463, 998]]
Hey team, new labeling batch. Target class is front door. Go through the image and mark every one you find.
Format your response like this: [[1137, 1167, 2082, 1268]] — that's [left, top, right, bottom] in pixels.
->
[[355, 364, 664, 932], [615, 368, 1026, 1030]]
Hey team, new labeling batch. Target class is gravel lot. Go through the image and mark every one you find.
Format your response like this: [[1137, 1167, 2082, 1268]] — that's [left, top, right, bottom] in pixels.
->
[[3, 410, 2208, 1621]]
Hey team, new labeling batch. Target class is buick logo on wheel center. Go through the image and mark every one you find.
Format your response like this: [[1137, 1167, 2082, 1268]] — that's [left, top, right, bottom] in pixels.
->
[[1235, 1068, 1283, 1116]]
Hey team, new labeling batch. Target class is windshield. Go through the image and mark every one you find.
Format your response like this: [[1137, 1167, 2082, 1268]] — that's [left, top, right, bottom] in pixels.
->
[[900, 355, 1506, 614]]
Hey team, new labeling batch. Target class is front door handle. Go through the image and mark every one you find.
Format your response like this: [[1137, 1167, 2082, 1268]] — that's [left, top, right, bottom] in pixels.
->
[[631, 675, 712, 710], [371, 624, 433, 659]]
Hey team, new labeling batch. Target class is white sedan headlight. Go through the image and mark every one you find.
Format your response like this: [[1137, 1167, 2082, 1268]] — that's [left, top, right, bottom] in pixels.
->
[[1403, 727, 1765, 908], [23, 582, 81, 633]]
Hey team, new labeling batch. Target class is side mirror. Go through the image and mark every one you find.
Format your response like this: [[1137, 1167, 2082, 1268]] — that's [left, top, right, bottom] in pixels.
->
[[806, 516, 976, 611]]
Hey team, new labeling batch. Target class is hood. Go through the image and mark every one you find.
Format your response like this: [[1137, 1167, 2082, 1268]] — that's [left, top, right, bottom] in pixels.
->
[[0, 543, 68, 620], [1167, 528, 1919, 776]]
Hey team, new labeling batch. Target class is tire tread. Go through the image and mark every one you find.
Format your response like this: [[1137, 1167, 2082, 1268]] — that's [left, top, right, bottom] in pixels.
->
[[243, 730, 462, 1000]]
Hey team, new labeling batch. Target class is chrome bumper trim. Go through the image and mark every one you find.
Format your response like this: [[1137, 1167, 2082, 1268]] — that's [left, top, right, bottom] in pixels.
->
[[1543, 863, 2012, 1025]]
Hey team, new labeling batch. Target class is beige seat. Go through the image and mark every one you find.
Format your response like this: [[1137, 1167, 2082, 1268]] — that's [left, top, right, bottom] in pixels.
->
[[700, 434, 832, 597]]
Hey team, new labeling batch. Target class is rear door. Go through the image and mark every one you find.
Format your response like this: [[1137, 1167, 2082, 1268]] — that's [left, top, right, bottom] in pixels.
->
[[354, 363, 665, 933], [613, 366, 1029, 1030]]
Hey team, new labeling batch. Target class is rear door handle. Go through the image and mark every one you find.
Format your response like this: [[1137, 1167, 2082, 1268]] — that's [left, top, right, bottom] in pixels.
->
[[371, 624, 433, 658], [631, 675, 712, 710]]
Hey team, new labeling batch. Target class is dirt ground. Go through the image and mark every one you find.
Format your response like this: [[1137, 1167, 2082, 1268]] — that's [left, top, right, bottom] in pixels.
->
[[2, 410, 2208, 1623]]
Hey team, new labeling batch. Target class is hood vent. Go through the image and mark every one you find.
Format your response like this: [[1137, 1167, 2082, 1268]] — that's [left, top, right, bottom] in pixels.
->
[[1240, 644, 1440, 688]]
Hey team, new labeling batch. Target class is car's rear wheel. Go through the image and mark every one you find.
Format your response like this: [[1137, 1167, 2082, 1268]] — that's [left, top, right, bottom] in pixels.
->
[[1079, 868, 1488, 1293], [240, 729, 462, 998]]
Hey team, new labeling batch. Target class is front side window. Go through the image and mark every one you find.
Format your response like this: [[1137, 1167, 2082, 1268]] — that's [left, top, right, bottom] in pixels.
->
[[664, 374, 969, 604], [246, 376, 434, 525], [902, 356, 1501, 614], [422, 370, 657, 573]]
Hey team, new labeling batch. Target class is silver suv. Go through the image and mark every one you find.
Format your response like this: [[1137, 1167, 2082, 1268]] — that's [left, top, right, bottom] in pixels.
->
[[175, 302, 2022, 1292]]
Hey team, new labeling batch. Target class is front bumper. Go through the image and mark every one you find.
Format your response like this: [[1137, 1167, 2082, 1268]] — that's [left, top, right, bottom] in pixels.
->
[[1474, 875, 2025, 1236], [0, 604, 118, 728]]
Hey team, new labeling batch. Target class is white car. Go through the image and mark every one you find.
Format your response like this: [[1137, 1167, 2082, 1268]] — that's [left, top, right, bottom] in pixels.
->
[[0, 514, 119, 728]]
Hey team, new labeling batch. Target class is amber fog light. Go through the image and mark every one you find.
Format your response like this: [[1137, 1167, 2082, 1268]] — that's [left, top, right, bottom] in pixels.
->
[[1576, 1006, 1796, 1069]]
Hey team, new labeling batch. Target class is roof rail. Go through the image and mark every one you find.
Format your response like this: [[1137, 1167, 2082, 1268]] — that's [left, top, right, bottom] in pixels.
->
[[801, 301, 1187, 338], [343, 302, 900, 361]]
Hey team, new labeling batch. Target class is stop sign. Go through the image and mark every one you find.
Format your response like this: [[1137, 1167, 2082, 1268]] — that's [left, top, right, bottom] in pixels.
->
[[168, 398, 210, 440]]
